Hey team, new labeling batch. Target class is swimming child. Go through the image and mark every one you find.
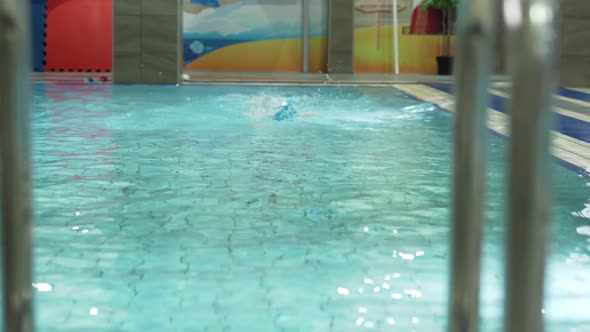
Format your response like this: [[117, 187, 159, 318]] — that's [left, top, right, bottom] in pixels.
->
[[248, 93, 313, 123], [273, 101, 298, 121]]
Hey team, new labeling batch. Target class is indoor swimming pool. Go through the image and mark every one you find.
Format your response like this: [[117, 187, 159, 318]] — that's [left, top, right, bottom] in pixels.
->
[[31, 83, 590, 331]]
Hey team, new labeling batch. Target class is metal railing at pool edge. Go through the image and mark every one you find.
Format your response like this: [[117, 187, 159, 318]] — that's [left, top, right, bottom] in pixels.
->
[[448, 0, 497, 331], [0, 0, 34, 331], [450, 0, 557, 332], [503, 0, 557, 331]]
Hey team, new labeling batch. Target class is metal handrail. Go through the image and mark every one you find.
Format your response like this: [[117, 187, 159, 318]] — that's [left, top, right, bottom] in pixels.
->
[[450, 0, 558, 331], [448, 0, 498, 331], [503, 0, 557, 331], [302, 0, 310, 72], [0, 0, 34, 331], [392, 0, 399, 74]]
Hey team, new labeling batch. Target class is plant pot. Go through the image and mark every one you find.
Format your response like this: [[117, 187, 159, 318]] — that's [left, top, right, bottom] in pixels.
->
[[436, 56, 454, 75]]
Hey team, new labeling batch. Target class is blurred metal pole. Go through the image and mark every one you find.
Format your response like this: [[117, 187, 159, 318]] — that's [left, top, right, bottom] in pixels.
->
[[448, 0, 498, 331], [392, 0, 399, 74], [0, 0, 34, 331], [302, 0, 310, 72], [503, 0, 557, 331]]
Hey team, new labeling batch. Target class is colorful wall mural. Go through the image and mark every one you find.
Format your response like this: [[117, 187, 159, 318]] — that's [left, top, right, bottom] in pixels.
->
[[183, 0, 328, 72], [183, 0, 453, 74], [354, 0, 454, 74]]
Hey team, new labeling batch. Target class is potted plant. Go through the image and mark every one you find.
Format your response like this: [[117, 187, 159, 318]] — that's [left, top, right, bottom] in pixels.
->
[[422, 0, 458, 75]]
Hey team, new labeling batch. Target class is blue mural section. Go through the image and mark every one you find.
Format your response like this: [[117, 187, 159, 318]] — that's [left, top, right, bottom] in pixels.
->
[[182, 38, 248, 66], [190, 0, 220, 7], [31, 0, 46, 71]]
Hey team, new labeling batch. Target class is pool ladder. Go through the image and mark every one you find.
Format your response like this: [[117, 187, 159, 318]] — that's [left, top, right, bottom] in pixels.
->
[[0, 0, 558, 331], [451, 0, 557, 332]]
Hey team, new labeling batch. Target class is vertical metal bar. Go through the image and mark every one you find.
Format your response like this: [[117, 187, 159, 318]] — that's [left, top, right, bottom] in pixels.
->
[[177, 0, 183, 82], [448, 0, 498, 331], [376, 1, 381, 50], [392, 0, 399, 74], [326, 0, 332, 73], [302, 0, 310, 72], [503, 0, 557, 331], [0, 0, 34, 331]]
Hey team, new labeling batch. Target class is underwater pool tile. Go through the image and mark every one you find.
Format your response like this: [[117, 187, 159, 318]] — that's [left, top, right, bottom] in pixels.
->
[[31, 84, 590, 331]]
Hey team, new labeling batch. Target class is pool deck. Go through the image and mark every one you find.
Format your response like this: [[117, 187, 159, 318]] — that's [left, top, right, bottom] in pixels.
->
[[32, 72, 507, 85], [183, 72, 512, 86]]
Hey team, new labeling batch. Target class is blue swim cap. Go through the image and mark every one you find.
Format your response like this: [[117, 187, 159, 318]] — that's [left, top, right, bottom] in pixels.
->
[[274, 102, 297, 121]]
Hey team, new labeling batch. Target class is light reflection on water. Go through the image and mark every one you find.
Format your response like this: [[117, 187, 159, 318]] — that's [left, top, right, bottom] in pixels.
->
[[30, 83, 590, 331]]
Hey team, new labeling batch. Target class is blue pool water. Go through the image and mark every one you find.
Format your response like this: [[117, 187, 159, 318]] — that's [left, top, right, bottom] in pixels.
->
[[31, 84, 590, 331]]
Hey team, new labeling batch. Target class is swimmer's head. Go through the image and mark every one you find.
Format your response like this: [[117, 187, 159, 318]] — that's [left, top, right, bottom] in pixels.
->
[[274, 101, 297, 121]]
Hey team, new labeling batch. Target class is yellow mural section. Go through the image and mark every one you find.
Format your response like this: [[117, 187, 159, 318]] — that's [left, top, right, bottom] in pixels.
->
[[355, 25, 456, 73], [184, 37, 327, 72]]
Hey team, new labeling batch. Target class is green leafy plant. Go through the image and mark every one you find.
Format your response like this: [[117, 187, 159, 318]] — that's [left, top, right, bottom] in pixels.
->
[[422, 0, 459, 57]]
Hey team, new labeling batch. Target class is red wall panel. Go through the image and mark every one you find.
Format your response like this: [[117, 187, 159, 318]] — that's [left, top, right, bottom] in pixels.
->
[[45, 0, 112, 71]]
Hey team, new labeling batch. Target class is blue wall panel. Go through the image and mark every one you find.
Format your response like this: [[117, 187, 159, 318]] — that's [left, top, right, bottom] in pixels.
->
[[31, 0, 46, 71]]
